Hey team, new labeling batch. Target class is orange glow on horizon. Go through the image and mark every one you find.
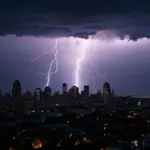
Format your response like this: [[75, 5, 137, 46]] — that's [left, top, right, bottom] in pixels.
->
[[32, 139, 43, 149]]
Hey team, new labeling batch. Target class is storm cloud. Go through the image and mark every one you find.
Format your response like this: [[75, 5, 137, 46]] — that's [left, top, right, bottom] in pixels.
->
[[0, 0, 150, 40]]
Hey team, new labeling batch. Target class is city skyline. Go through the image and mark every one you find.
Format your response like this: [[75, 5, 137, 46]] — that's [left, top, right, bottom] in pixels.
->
[[0, 79, 149, 98], [1, 1, 150, 150]]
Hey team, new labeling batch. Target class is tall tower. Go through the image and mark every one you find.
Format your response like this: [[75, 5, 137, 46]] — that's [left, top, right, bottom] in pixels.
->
[[103, 82, 111, 105], [34, 88, 42, 108], [34, 88, 41, 101], [12, 80, 21, 98], [84, 85, 89, 98], [44, 86, 51, 96], [69, 86, 78, 98], [62, 83, 67, 94], [24, 90, 32, 111], [12, 80, 21, 110], [44, 86, 51, 106]]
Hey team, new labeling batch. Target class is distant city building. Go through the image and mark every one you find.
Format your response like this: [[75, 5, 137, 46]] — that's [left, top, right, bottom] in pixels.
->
[[69, 86, 79, 98], [72, 86, 78, 98], [103, 82, 111, 105], [53, 91, 60, 98], [12, 80, 21, 98], [24, 90, 33, 111], [44, 86, 51, 96], [12, 80, 22, 110], [3, 93, 11, 108], [43, 86, 51, 106], [34, 88, 42, 107], [84, 85, 89, 98], [62, 83, 67, 94], [81, 90, 84, 96]]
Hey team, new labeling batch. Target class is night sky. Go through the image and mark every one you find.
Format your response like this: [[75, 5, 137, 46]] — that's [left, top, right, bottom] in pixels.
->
[[0, 0, 150, 95]]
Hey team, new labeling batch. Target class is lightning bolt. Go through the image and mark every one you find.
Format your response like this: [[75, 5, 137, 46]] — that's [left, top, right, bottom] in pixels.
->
[[75, 40, 88, 88], [28, 71, 47, 76], [45, 39, 59, 87], [30, 37, 102, 92], [30, 39, 59, 88], [31, 51, 51, 63]]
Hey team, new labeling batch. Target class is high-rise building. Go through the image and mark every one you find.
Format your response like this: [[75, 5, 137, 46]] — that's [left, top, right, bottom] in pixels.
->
[[34, 88, 41, 101], [12, 80, 21, 98], [103, 82, 110, 96], [34, 88, 42, 107], [69, 86, 78, 98], [84, 85, 89, 98], [62, 83, 67, 94], [44, 86, 51, 106], [44, 86, 51, 96], [24, 90, 33, 111], [103, 82, 111, 105], [12, 80, 21, 110]]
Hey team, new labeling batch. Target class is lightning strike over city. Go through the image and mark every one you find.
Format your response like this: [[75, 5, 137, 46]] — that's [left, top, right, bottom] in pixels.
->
[[28, 36, 108, 92], [30, 37, 95, 90], [25, 34, 149, 94], [45, 39, 59, 87], [75, 40, 89, 88], [2, 0, 150, 147], [0, 33, 149, 96]]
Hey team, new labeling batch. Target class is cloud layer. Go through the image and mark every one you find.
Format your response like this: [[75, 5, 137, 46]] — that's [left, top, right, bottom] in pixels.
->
[[0, 0, 150, 40]]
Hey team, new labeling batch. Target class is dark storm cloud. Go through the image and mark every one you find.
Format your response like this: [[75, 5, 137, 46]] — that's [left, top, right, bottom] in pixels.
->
[[0, 0, 150, 40]]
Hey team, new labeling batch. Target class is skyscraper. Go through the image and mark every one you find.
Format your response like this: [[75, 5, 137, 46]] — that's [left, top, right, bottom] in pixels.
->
[[103, 82, 111, 105], [44, 86, 51, 96], [84, 85, 89, 98], [34, 88, 42, 107], [12, 80, 21, 110], [62, 83, 67, 94], [103, 82, 110, 96], [12, 80, 21, 99], [44, 86, 51, 106], [34, 88, 41, 101], [24, 90, 32, 111], [69, 86, 78, 98]]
